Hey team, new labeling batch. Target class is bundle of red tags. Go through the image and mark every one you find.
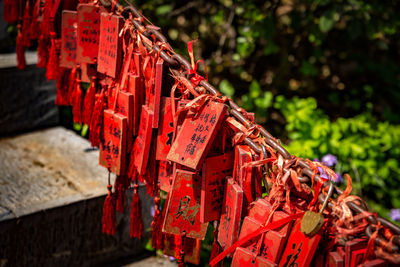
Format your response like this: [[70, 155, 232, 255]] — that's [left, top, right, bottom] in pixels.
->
[[7, 0, 400, 266]]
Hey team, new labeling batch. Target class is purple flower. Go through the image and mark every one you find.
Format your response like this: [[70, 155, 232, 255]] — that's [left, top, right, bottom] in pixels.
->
[[335, 173, 344, 184], [313, 158, 320, 162], [390, 209, 400, 222], [322, 154, 338, 167], [318, 166, 329, 180], [150, 205, 155, 217]]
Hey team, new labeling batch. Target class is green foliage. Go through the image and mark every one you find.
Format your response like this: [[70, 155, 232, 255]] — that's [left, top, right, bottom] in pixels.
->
[[274, 96, 400, 217]]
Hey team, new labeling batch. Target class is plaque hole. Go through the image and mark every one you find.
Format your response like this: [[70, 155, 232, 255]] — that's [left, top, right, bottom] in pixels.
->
[[181, 157, 184, 160]]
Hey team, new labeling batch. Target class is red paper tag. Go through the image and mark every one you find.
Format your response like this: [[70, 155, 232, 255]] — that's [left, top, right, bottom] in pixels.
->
[[116, 91, 134, 148], [163, 169, 208, 239], [232, 247, 277, 267], [156, 97, 174, 161], [97, 13, 123, 78], [152, 58, 164, 128], [158, 160, 173, 193], [200, 152, 234, 223], [127, 73, 144, 136], [76, 4, 102, 64], [167, 101, 228, 170], [163, 234, 200, 265], [60, 10, 77, 68], [278, 219, 322, 267], [99, 109, 127, 175], [132, 105, 153, 175], [218, 177, 243, 251]]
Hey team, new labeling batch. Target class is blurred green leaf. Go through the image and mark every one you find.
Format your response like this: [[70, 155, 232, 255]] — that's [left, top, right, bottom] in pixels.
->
[[219, 79, 235, 97]]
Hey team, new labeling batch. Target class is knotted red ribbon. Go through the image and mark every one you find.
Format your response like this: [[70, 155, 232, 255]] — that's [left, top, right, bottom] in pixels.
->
[[187, 40, 208, 87]]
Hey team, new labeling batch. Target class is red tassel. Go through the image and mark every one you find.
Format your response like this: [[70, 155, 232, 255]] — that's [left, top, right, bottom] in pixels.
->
[[30, 0, 41, 40], [72, 80, 83, 124], [210, 225, 222, 267], [176, 234, 186, 267], [46, 33, 59, 81], [55, 68, 71, 106], [151, 192, 164, 250], [115, 175, 129, 213], [21, 0, 31, 47], [102, 184, 116, 235], [37, 0, 53, 68], [16, 25, 26, 70], [67, 68, 77, 105], [82, 77, 97, 125], [130, 184, 144, 239], [3, 0, 19, 24], [89, 88, 107, 147]]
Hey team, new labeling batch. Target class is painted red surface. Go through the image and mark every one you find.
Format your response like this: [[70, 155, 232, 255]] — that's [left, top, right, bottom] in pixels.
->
[[97, 13, 123, 78], [167, 101, 228, 170], [163, 169, 208, 239], [60, 11, 77, 68], [200, 152, 233, 223], [99, 109, 127, 175]]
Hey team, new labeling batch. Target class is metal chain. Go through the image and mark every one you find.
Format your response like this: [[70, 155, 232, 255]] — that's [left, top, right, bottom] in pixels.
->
[[101, 0, 400, 251]]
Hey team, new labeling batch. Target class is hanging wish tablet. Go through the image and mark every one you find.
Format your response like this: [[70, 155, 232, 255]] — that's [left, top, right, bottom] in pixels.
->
[[76, 4, 103, 64], [218, 177, 243, 251], [167, 101, 228, 170], [116, 91, 134, 148], [132, 105, 154, 175], [200, 152, 234, 223], [156, 97, 174, 161], [60, 10, 77, 68], [163, 169, 208, 240], [97, 13, 123, 78], [99, 109, 127, 175]]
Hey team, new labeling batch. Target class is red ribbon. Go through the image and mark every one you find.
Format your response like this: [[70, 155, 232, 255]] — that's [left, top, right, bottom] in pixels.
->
[[209, 212, 304, 266], [187, 40, 208, 86]]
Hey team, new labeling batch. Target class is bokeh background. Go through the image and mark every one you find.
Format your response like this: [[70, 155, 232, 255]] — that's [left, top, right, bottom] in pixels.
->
[[129, 0, 400, 220]]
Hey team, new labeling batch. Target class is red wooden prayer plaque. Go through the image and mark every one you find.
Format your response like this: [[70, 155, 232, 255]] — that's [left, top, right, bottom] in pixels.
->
[[360, 259, 387, 267], [200, 152, 234, 223], [232, 247, 277, 267], [80, 63, 97, 83], [238, 216, 289, 263], [99, 109, 127, 175], [158, 160, 173, 193], [278, 219, 322, 267], [233, 145, 254, 214], [218, 177, 243, 251], [97, 13, 123, 78], [162, 169, 208, 239], [127, 73, 143, 136], [132, 105, 153, 175], [328, 251, 344, 267], [76, 4, 102, 64], [344, 238, 367, 267], [163, 234, 200, 265], [152, 58, 164, 128], [116, 91, 134, 148], [167, 101, 228, 170], [248, 199, 293, 237], [156, 97, 174, 161], [60, 11, 77, 68]]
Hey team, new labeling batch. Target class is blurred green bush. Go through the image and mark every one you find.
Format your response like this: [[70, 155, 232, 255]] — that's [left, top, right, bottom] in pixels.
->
[[135, 0, 400, 217]]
